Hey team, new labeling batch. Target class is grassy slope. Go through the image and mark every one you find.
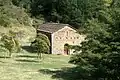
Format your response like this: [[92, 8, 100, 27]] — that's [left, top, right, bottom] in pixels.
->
[[0, 0, 41, 43], [0, 1, 74, 80], [0, 50, 74, 80]]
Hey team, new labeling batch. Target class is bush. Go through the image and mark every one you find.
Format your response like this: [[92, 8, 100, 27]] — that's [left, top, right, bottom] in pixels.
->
[[31, 33, 50, 59], [0, 31, 21, 57]]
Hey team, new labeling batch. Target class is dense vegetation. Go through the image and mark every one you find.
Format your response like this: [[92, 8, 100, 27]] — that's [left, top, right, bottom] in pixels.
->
[[1, 31, 20, 57], [31, 33, 50, 59], [0, 0, 120, 80], [0, 0, 31, 27], [69, 0, 120, 80]]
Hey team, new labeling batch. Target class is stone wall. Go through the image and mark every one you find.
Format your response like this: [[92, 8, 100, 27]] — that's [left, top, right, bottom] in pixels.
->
[[52, 26, 85, 54]]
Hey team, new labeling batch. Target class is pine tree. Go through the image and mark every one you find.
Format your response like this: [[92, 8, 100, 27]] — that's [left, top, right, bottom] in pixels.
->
[[69, 0, 120, 79]]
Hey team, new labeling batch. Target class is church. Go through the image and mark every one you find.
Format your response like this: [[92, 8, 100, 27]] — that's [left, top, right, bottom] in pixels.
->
[[37, 23, 85, 55]]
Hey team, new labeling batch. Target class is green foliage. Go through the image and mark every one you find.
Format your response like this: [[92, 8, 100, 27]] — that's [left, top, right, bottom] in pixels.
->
[[12, 0, 32, 11], [30, 0, 105, 28], [0, 16, 11, 27], [0, 0, 33, 27], [0, 0, 40, 43], [70, 0, 120, 80], [0, 31, 21, 57], [0, 0, 120, 80], [31, 33, 50, 59]]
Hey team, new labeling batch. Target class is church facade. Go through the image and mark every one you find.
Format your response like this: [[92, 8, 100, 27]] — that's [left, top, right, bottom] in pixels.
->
[[37, 23, 85, 55]]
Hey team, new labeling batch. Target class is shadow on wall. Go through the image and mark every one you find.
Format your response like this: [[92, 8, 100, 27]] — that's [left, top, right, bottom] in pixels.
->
[[38, 67, 90, 80]]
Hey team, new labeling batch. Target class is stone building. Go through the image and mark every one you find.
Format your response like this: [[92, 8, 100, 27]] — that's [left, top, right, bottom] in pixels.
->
[[37, 23, 85, 55]]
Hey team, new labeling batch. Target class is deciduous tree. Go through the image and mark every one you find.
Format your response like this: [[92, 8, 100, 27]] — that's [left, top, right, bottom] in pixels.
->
[[31, 33, 50, 59], [1, 31, 20, 57]]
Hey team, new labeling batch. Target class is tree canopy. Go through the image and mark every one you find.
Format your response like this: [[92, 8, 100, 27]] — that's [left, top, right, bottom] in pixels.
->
[[0, 0, 120, 79], [69, 0, 120, 79], [31, 33, 50, 59], [30, 0, 106, 28], [1, 31, 21, 57]]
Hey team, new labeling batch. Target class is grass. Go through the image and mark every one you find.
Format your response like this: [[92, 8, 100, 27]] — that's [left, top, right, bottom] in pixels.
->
[[0, 26, 77, 80], [0, 51, 75, 80]]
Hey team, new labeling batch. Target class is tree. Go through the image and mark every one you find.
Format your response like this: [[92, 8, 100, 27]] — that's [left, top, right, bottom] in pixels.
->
[[0, 31, 21, 57], [30, 0, 105, 28], [69, 0, 120, 79], [12, 0, 32, 12], [0, 0, 32, 27], [31, 33, 50, 59]]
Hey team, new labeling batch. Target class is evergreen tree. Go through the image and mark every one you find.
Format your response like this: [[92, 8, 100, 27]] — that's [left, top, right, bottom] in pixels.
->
[[30, 0, 105, 28], [70, 0, 120, 79]]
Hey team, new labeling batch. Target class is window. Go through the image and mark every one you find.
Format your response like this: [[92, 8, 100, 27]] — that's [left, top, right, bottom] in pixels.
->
[[74, 37, 76, 39], [77, 37, 79, 39], [56, 37, 58, 39], [66, 31, 69, 36], [56, 37, 61, 39], [59, 37, 62, 39], [73, 41, 75, 44]]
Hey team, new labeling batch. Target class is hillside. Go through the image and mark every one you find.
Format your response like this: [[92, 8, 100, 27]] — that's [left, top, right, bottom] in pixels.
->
[[1, 0, 120, 80], [0, 0, 43, 43]]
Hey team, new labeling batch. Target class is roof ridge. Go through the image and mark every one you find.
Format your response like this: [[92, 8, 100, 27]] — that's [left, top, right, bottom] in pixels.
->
[[37, 23, 71, 33]]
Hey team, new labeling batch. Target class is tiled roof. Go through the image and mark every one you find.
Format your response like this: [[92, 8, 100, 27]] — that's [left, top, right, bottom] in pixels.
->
[[37, 23, 70, 33]]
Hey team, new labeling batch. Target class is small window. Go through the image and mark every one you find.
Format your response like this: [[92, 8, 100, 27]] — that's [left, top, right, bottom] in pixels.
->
[[77, 37, 79, 39], [59, 37, 62, 39], [66, 31, 69, 36], [71, 37, 72, 39], [66, 37, 68, 39], [56, 37, 58, 39]]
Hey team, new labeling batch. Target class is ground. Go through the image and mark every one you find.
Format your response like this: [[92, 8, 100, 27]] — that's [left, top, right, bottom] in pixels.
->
[[0, 50, 75, 80]]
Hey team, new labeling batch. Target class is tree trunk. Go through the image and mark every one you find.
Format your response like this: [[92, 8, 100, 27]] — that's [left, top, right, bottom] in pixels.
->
[[40, 53, 42, 59], [37, 52, 42, 59], [37, 52, 39, 59], [9, 52, 12, 58]]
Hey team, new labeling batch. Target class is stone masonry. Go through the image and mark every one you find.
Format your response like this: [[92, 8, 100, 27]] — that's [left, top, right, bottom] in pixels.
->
[[37, 23, 85, 55]]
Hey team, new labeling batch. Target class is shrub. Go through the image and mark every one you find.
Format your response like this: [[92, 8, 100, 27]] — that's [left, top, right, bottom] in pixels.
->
[[0, 31, 21, 57], [31, 33, 50, 59]]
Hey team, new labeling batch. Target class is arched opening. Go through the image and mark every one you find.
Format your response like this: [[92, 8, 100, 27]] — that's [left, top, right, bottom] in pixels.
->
[[64, 43, 70, 55]]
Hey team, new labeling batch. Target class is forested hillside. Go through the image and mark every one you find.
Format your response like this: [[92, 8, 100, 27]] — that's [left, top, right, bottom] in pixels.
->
[[0, 0, 43, 42], [0, 0, 114, 29], [0, 0, 120, 80]]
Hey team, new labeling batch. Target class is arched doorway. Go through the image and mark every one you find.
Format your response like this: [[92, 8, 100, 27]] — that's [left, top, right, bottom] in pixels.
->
[[64, 43, 70, 55]]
